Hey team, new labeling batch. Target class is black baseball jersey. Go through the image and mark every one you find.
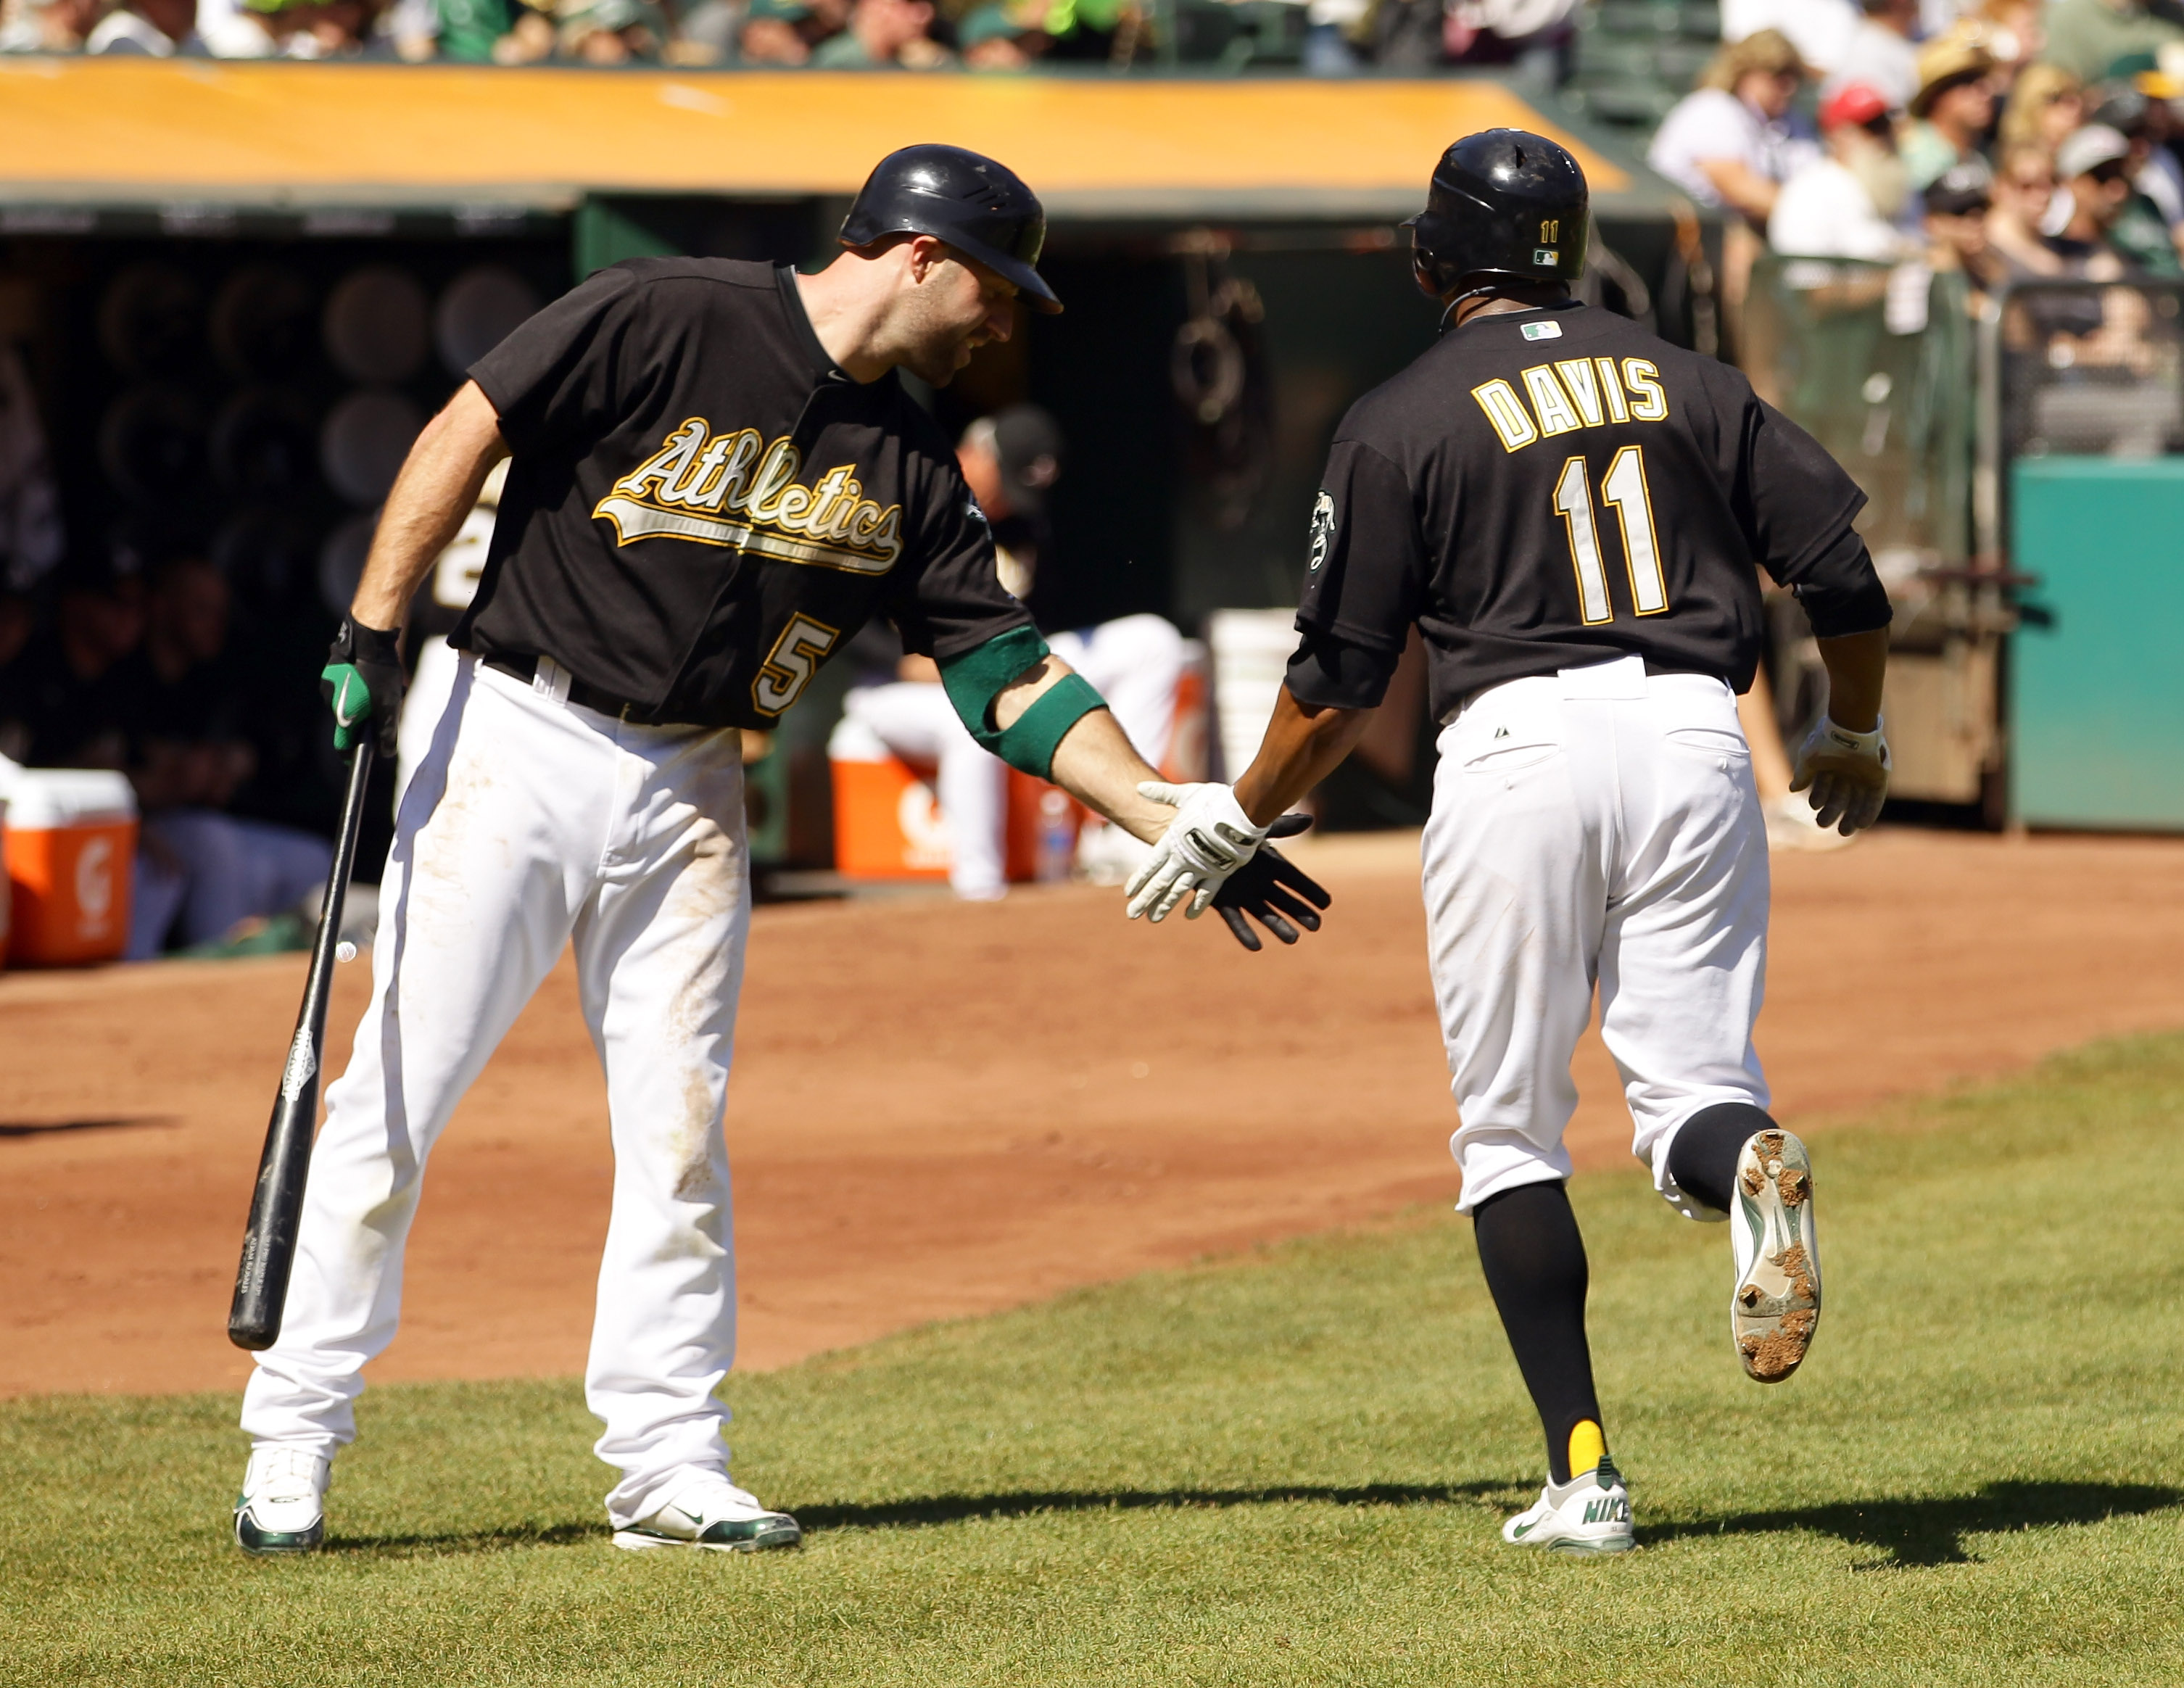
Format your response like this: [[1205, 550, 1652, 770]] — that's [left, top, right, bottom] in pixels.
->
[[1287, 300, 1888, 721], [459, 259, 1030, 729]]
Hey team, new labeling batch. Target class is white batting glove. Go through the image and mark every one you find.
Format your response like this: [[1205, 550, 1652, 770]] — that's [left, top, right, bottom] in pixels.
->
[[1125, 780, 1269, 923], [1790, 714, 1890, 836]]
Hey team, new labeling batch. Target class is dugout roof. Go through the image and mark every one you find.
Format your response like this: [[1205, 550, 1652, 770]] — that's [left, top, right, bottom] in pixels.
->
[[0, 59, 1678, 225]]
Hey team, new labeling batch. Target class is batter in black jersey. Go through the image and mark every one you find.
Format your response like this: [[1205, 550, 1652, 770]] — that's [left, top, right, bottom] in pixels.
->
[[232, 145, 1326, 1563], [1127, 131, 1895, 1557]]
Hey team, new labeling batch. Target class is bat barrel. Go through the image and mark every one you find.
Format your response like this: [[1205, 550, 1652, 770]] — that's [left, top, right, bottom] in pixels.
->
[[227, 737, 376, 1352]]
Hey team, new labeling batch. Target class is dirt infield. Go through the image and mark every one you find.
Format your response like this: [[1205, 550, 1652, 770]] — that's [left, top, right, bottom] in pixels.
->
[[6, 827, 2184, 1399]]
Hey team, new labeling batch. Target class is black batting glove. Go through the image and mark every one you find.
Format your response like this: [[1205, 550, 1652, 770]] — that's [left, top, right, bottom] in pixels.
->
[[320, 618, 405, 756], [1210, 814, 1332, 952]]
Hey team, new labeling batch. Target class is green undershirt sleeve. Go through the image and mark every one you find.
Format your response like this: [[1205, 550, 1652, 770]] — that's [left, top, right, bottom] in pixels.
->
[[937, 624, 1110, 782]]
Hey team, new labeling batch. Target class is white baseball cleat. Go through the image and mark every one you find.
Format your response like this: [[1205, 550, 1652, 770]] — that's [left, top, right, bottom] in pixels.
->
[[1500, 1458, 1634, 1555], [611, 1476, 803, 1554], [234, 1445, 331, 1555], [1733, 1128, 1821, 1383]]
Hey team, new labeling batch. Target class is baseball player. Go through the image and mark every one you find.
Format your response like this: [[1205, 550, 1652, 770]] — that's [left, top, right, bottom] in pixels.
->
[[1127, 131, 1892, 1555], [232, 144, 1326, 1557]]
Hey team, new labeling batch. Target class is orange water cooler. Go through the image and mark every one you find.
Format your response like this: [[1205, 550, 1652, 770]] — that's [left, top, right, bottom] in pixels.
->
[[2, 770, 138, 967]]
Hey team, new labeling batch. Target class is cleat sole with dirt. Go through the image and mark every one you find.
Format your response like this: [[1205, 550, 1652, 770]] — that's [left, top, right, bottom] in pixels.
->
[[1731, 1129, 1821, 1383]]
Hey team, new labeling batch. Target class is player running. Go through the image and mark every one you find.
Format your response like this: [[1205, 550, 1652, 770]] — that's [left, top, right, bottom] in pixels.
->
[[231, 144, 1325, 1557], [1126, 131, 1892, 1555]]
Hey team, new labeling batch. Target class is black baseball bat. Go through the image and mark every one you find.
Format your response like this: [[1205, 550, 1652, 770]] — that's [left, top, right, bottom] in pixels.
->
[[228, 737, 376, 1352]]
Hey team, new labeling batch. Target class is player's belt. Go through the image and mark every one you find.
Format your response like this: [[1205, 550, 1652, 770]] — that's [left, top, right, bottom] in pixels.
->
[[482, 652, 677, 726]]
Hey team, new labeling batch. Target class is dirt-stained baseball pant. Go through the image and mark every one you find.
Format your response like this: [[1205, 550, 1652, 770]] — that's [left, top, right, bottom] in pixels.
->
[[1422, 654, 1770, 1221], [240, 653, 752, 1529]]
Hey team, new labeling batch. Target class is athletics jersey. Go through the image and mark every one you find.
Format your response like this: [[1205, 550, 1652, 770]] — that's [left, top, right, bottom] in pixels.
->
[[460, 258, 1030, 729], [1287, 299, 1889, 720]]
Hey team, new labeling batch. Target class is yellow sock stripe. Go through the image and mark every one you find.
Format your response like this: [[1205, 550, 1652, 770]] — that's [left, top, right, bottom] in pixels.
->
[[1567, 1419, 1605, 1480]]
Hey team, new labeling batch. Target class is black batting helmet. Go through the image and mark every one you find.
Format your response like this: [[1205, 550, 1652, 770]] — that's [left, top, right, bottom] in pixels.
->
[[840, 144, 1062, 315], [1405, 130, 1589, 295]]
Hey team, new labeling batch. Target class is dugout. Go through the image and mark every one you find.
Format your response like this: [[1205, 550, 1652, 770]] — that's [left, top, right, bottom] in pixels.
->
[[0, 60, 1708, 870]]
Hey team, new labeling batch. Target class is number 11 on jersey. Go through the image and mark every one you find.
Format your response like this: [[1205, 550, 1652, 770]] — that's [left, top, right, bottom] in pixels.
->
[[1552, 445, 1668, 625]]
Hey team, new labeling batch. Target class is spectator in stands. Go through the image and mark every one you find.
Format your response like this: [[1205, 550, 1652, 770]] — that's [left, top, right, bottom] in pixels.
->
[[0, 0, 104, 50], [2042, 123, 2150, 274], [1987, 140, 2069, 273], [389, 0, 550, 59], [2001, 61, 2088, 154], [1723, 0, 1856, 78], [958, 0, 1043, 67], [1828, 0, 1921, 112], [558, 0, 663, 58], [736, 0, 813, 59], [1771, 82, 1920, 259], [1924, 163, 2009, 299], [808, 0, 946, 64], [85, 0, 205, 52], [6, 555, 144, 770], [1903, 34, 2001, 191], [1300, 0, 1365, 75], [2088, 78, 2184, 257], [1650, 30, 1813, 226], [118, 555, 332, 959], [2040, 0, 2184, 87], [1441, 0, 1581, 87]]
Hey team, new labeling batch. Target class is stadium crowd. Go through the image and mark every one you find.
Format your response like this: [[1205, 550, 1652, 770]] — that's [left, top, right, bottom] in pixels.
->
[[0, 0, 1588, 75], [1654, 0, 2184, 303]]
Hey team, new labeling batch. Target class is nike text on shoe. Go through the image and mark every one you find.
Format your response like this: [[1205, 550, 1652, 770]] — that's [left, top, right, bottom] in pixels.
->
[[611, 1477, 803, 1554], [1732, 1128, 1821, 1382], [1500, 1457, 1635, 1555], [234, 1446, 331, 1555]]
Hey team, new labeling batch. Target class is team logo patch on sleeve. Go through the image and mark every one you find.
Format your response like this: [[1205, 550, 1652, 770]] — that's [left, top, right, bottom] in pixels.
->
[[1307, 489, 1335, 572]]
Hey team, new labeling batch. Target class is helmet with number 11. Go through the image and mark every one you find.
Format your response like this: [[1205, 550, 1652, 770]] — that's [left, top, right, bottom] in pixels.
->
[[1405, 129, 1590, 300]]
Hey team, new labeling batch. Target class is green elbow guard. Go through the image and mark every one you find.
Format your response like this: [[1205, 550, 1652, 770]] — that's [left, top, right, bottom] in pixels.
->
[[940, 624, 1050, 754], [993, 673, 1107, 782]]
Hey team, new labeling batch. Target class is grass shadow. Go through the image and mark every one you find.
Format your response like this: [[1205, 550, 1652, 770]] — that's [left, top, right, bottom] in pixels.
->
[[794, 1480, 1526, 1533], [1641, 1481, 2183, 1568], [324, 1521, 600, 1558]]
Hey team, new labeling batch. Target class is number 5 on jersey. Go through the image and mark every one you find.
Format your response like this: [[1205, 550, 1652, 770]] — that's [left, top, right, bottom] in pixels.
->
[[1553, 445, 1667, 625], [753, 613, 840, 716]]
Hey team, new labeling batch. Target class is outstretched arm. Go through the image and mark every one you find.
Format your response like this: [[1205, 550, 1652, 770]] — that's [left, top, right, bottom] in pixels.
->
[[1232, 684, 1377, 826], [990, 651, 1173, 843]]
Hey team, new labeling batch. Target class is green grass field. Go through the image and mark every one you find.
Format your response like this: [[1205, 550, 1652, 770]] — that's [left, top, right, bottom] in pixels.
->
[[6, 1035, 2183, 1687]]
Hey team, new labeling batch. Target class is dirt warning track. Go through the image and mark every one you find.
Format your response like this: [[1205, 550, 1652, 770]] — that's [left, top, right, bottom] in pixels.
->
[[5, 829, 2184, 1399]]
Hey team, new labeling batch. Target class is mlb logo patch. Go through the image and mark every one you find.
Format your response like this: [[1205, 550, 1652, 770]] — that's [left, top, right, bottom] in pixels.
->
[[1534, 248, 1558, 266], [1521, 321, 1563, 342]]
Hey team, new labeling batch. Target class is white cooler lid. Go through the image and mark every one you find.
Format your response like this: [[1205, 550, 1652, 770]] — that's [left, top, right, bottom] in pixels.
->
[[4, 768, 138, 828]]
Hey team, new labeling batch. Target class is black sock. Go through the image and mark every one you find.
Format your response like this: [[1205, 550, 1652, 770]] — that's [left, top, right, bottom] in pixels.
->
[[1472, 1180, 1602, 1484], [1666, 1102, 1777, 1215]]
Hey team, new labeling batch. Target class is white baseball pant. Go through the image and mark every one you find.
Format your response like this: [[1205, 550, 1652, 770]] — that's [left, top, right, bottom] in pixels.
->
[[1422, 654, 1770, 1220], [239, 654, 753, 1528]]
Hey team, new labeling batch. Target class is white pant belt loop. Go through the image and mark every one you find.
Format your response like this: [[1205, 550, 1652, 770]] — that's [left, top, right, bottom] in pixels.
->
[[532, 654, 574, 708]]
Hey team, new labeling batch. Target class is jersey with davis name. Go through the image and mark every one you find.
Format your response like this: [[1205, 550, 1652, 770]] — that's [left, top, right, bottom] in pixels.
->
[[1291, 300, 1881, 721], [458, 258, 1030, 729]]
